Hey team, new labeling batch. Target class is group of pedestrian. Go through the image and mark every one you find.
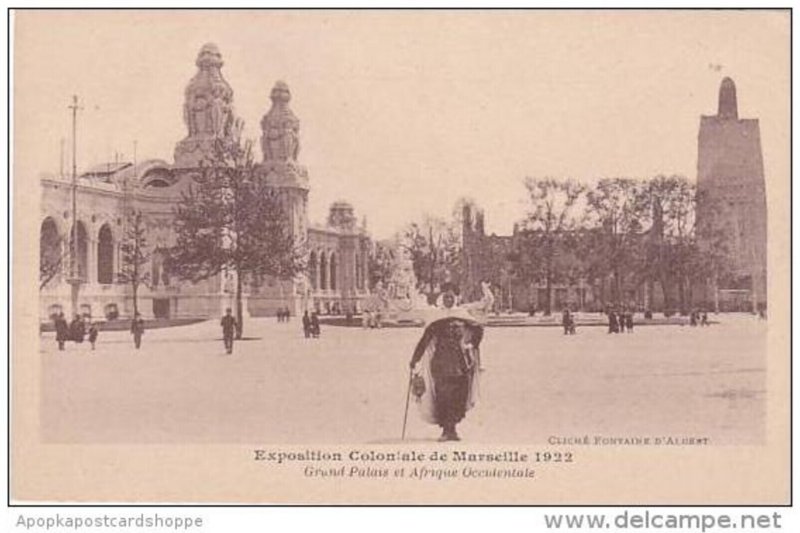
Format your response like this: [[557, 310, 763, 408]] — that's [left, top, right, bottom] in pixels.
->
[[276, 307, 292, 323], [302, 310, 321, 339], [52, 312, 100, 351], [689, 309, 710, 327], [607, 306, 635, 334], [362, 310, 383, 329]]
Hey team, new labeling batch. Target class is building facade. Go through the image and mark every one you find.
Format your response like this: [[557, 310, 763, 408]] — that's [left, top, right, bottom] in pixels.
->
[[461, 77, 767, 314], [460, 206, 600, 313], [39, 43, 370, 322]]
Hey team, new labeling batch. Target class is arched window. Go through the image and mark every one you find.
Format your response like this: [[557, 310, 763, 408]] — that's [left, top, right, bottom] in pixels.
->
[[320, 252, 328, 290], [309, 251, 318, 290], [97, 224, 114, 284], [151, 249, 169, 287], [330, 253, 337, 291], [40, 217, 62, 286], [70, 221, 88, 280]]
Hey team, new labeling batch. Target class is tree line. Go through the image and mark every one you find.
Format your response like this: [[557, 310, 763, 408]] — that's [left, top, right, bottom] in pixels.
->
[[41, 138, 734, 331], [376, 175, 732, 315]]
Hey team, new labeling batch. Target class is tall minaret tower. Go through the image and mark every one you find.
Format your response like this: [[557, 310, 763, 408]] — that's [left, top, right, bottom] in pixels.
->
[[697, 77, 767, 310], [717, 77, 738, 119]]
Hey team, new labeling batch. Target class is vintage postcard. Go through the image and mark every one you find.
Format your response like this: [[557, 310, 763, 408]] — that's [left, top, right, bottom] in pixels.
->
[[10, 9, 790, 504]]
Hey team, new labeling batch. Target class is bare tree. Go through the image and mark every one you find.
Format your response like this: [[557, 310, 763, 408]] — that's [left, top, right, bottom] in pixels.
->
[[368, 240, 396, 290], [40, 233, 67, 291], [400, 214, 462, 302], [117, 210, 151, 317]]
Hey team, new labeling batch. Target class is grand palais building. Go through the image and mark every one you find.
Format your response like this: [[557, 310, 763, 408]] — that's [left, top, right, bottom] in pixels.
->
[[39, 43, 372, 321]]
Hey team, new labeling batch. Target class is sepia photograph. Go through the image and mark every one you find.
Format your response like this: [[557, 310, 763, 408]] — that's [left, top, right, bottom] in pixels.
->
[[10, 8, 790, 505]]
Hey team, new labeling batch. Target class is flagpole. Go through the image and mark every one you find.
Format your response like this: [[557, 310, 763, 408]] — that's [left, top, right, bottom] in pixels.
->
[[67, 95, 83, 318]]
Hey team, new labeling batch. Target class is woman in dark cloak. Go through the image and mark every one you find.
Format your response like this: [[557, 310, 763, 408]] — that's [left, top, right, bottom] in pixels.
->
[[409, 291, 484, 442]]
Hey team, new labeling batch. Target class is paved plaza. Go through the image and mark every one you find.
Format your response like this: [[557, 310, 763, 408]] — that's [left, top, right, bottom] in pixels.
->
[[40, 315, 766, 445]]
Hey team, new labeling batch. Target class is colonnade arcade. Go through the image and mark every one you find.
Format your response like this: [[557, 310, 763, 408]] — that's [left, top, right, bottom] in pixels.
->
[[308, 250, 337, 291], [39, 215, 167, 293], [307, 247, 369, 293]]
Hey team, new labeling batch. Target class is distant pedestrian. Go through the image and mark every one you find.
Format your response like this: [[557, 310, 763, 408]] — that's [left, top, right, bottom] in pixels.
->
[[54, 312, 68, 351], [310, 311, 321, 338], [70, 314, 85, 343], [701, 311, 709, 327], [302, 310, 311, 338], [221, 307, 237, 354], [88, 322, 99, 350], [689, 310, 698, 327], [608, 309, 619, 334], [284, 307, 291, 322], [130, 312, 145, 349], [625, 310, 634, 332], [562, 308, 574, 335]]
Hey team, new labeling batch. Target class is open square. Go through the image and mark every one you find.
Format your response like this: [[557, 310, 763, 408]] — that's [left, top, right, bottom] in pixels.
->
[[40, 316, 765, 445]]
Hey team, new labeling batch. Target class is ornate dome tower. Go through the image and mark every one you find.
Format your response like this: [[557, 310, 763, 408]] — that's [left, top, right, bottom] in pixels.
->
[[249, 81, 311, 318], [258, 81, 309, 240], [328, 201, 357, 232], [260, 81, 301, 165], [173, 43, 241, 168]]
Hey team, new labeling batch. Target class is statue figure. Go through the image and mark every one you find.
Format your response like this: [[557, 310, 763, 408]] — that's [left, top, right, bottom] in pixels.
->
[[260, 81, 301, 163], [174, 43, 238, 167], [191, 95, 210, 135], [210, 84, 232, 136]]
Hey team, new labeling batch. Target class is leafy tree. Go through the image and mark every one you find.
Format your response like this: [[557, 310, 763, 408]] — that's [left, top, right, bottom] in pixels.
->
[[638, 175, 684, 310], [583, 177, 646, 305], [170, 138, 305, 339], [639, 176, 734, 312], [117, 209, 151, 316], [515, 177, 585, 315]]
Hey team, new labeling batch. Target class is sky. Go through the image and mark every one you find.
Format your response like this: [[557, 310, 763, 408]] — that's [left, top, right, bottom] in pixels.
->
[[14, 10, 790, 239]]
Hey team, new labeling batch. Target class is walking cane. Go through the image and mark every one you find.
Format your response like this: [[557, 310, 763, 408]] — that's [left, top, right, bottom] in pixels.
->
[[401, 368, 413, 440]]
